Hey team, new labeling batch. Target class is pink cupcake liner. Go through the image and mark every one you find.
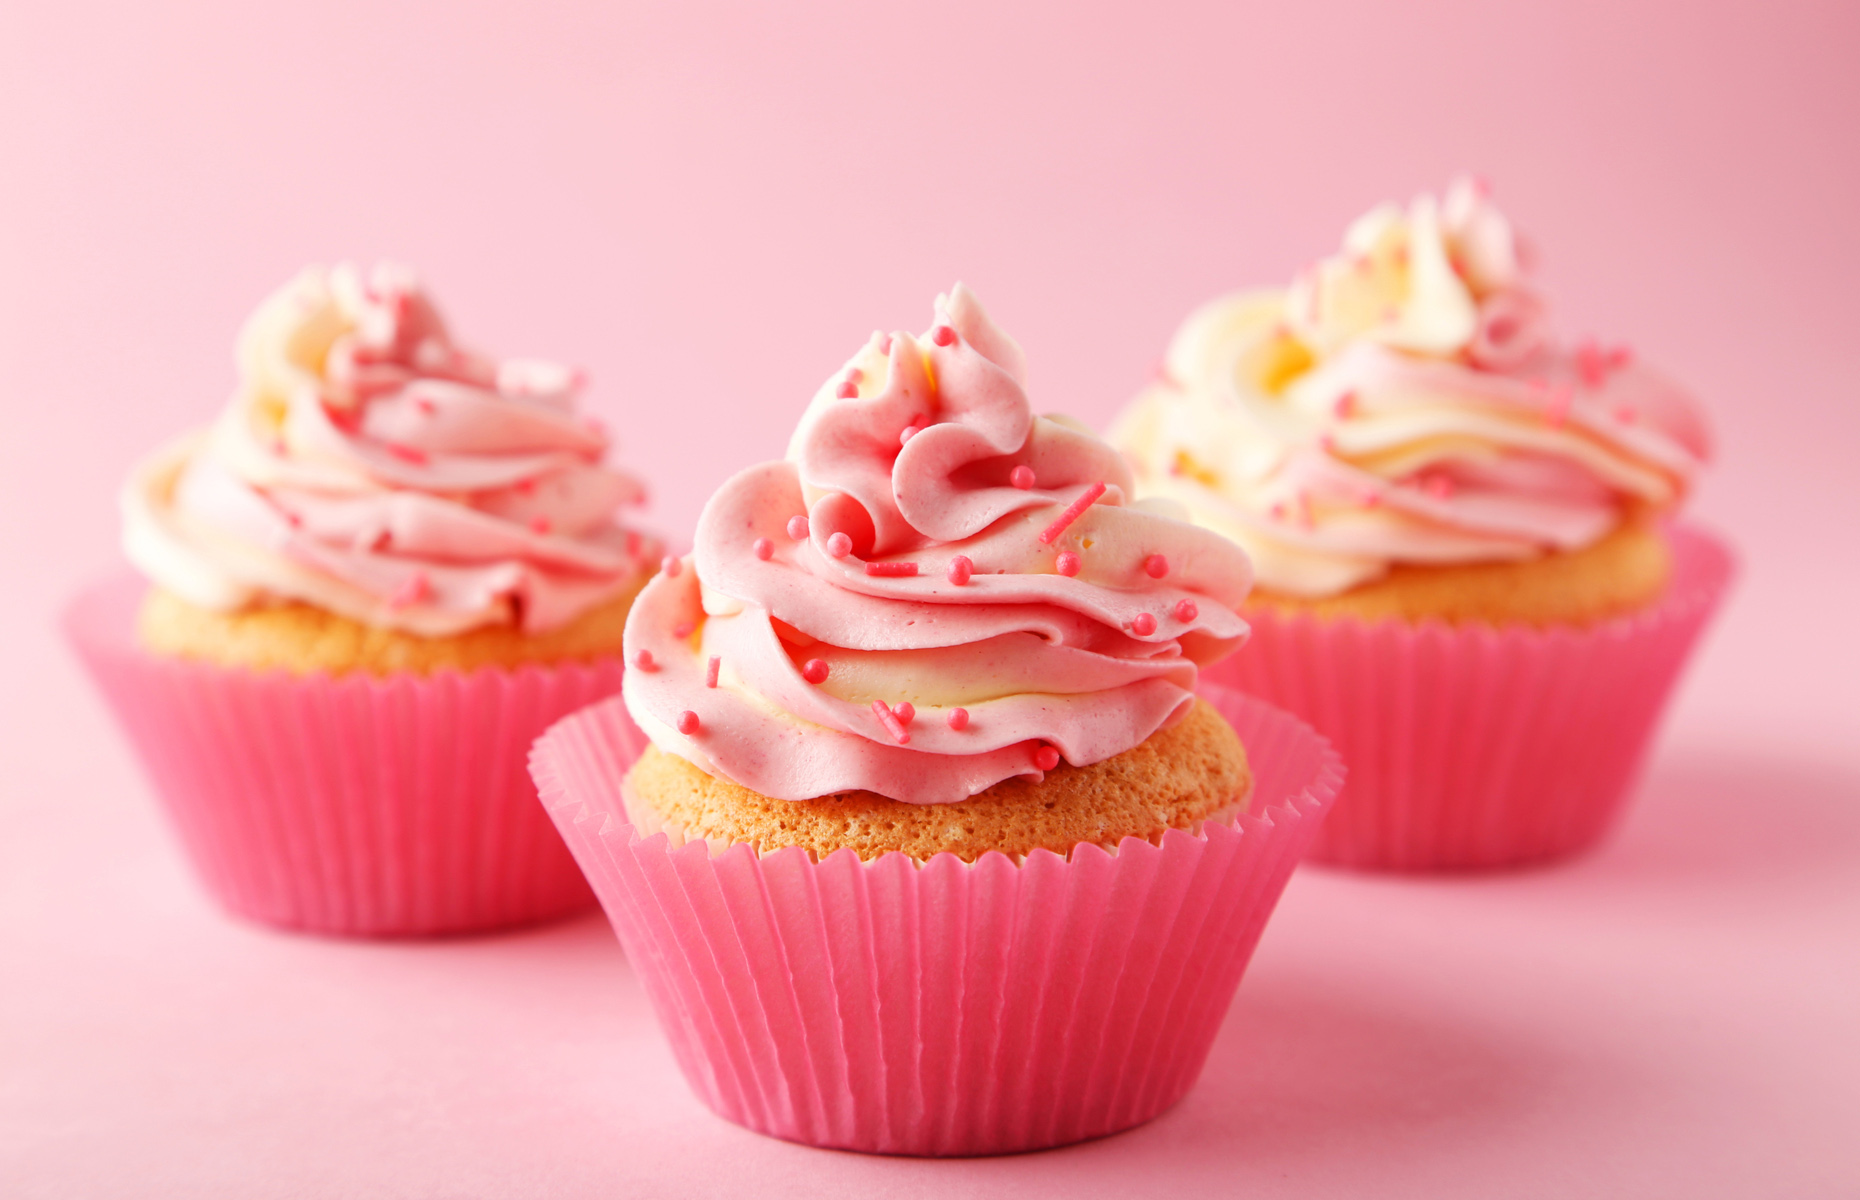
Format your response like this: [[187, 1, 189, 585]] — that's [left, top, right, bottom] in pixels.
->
[[1202, 524, 1734, 871], [530, 683, 1342, 1156], [65, 575, 618, 937]]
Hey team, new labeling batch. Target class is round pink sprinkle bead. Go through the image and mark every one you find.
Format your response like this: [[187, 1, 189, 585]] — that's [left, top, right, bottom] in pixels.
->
[[1174, 599, 1198, 623], [892, 702, 915, 725], [947, 555, 973, 586], [753, 537, 773, 560], [1132, 612, 1158, 636], [1055, 551, 1080, 577], [676, 711, 701, 735], [932, 325, 957, 346], [826, 532, 853, 558], [947, 708, 969, 731], [1144, 554, 1168, 578], [802, 659, 830, 684], [1033, 745, 1060, 771], [786, 515, 809, 541], [899, 425, 918, 445], [836, 380, 858, 399], [633, 649, 655, 671], [1010, 465, 1036, 490]]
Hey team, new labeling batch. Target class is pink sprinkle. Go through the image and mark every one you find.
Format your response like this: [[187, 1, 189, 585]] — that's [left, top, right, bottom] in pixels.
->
[[892, 702, 915, 726], [1131, 612, 1157, 636], [872, 701, 911, 745], [706, 656, 721, 688], [846, 368, 864, 385], [388, 573, 428, 609], [1010, 465, 1036, 490], [415, 397, 437, 415], [880, 334, 893, 355], [1033, 745, 1060, 771], [836, 380, 859, 399], [1425, 474, 1455, 499], [947, 555, 973, 586], [676, 710, 701, 736], [802, 658, 830, 684], [786, 514, 810, 541], [1056, 551, 1080, 577], [865, 561, 919, 577], [662, 556, 681, 577], [947, 707, 969, 731], [1334, 390, 1356, 418], [1174, 599, 1198, 623], [826, 532, 853, 558], [753, 537, 774, 560], [530, 515, 551, 535], [626, 530, 641, 555], [899, 425, 918, 445], [931, 325, 957, 347], [1038, 481, 1107, 545], [1545, 384, 1572, 429], [673, 621, 695, 639], [1576, 339, 1609, 388], [1144, 554, 1169, 579], [633, 649, 656, 672], [386, 443, 427, 465]]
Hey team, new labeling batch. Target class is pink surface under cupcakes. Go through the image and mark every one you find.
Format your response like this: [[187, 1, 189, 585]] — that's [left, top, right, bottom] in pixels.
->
[[1113, 179, 1733, 869], [531, 286, 1342, 1154], [68, 263, 662, 935]]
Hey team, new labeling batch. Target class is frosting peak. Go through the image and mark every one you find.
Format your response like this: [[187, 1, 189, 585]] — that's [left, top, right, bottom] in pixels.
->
[[625, 286, 1254, 805], [125, 263, 658, 635], [1116, 178, 1711, 598]]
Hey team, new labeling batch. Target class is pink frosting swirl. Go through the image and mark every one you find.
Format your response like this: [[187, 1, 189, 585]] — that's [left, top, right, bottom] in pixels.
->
[[623, 286, 1254, 805], [124, 263, 659, 635]]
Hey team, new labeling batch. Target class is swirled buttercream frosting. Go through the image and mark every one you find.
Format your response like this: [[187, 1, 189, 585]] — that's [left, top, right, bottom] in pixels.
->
[[1112, 177, 1711, 598], [124, 263, 659, 636], [623, 285, 1254, 805]]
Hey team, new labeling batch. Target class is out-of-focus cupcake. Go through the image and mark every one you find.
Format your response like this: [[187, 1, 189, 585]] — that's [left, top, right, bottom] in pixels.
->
[[531, 285, 1342, 1155], [1113, 179, 1732, 869], [67, 263, 662, 935]]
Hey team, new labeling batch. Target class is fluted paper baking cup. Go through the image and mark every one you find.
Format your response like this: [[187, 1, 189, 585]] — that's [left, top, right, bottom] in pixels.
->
[[65, 575, 615, 936], [530, 683, 1341, 1156], [1202, 524, 1733, 871]]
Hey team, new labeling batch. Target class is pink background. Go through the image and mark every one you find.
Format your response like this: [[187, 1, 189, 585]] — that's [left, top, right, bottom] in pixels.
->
[[3, 0, 1856, 1195]]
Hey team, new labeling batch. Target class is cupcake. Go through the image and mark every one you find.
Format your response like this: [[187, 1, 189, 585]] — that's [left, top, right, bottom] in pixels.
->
[[1112, 178, 1733, 869], [530, 285, 1343, 1155], [67, 262, 662, 935]]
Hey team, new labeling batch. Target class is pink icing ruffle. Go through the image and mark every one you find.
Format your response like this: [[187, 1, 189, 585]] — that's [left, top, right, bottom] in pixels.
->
[[529, 682, 1343, 1155]]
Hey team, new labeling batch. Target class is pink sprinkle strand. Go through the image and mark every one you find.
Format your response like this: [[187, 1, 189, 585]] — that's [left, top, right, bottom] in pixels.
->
[[786, 515, 809, 540], [826, 532, 853, 558], [1131, 612, 1158, 636], [706, 656, 721, 688], [1144, 554, 1169, 579], [1174, 599, 1198, 623], [947, 555, 973, 586], [947, 708, 969, 731], [872, 701, 911, 745], [753, 537, 774, 560], [388, 573, 428, 609], [633, 649, 656, 672], [1038, 481, 1107, 545], [386, 443, 427, 465], [676, 710, 701, 736], [1033, 745, 1060, 771], [662, 556, 681, 577], [1055, 551, 1080, 577], [865, 561, 919, 577], [880, 334, 893, 355], [1010, 465, 1036, 490], [802, 659, 829, 684], [892, 702, 915, 725], [931, 325, 957, 347]]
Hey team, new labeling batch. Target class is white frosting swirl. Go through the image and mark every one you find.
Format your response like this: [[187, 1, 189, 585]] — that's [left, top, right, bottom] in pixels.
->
[[1112, 177, 1711, 597], [124, 263, 658, 635]]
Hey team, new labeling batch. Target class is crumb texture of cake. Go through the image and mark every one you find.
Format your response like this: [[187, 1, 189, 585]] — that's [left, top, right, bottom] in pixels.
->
[[625, 699, 1251, 862]]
